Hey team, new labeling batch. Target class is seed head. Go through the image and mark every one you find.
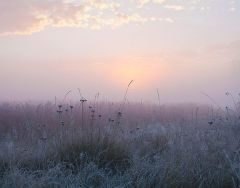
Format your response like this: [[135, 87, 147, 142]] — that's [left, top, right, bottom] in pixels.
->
[[117, 112, 122, 117], [80, 97, 87, 103], [208, 121, 213, 125]]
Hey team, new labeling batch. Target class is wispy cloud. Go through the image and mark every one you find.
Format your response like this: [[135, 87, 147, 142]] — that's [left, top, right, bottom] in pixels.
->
[[0, 0, 238, 36], [136, 0, 166, 7], [0, 0, 173, 36], [164, 5, 185, 11]]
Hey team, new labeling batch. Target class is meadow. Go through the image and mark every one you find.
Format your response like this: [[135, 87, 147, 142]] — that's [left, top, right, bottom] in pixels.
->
[[0, 94, 239, 188]]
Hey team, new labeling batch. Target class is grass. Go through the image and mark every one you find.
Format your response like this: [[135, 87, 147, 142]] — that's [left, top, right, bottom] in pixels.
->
[[50, 132, 131, 173], [0, 99, 239, 187]]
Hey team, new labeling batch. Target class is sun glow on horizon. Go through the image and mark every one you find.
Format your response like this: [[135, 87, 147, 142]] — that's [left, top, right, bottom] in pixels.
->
[[0, 0, 239, 103], [101, 59, 168, 89]]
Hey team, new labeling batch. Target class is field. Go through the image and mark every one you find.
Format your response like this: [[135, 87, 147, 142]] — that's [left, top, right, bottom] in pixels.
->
[[0, 99, 239, 188]]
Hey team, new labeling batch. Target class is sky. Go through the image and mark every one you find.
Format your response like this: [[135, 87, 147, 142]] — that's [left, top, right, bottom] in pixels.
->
[[0, 0, 239, 105]]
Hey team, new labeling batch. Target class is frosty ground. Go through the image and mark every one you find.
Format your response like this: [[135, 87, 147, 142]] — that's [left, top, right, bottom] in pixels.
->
[[0, 101, 239, 188]]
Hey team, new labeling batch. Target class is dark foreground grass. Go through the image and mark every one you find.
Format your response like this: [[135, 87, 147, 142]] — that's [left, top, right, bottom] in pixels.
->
[[0, 102, 239, 187]]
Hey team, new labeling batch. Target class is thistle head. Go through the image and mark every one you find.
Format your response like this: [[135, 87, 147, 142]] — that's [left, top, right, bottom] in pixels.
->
[[57, 110, 63, 114], [108, 118, 115, 122], [208, 121, 213, 125], [80, 97, 87, 103], [117, 111, 122, 117]]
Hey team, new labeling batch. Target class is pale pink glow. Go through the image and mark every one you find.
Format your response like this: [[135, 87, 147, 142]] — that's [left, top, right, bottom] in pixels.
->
[[0, 0, 239, 105]]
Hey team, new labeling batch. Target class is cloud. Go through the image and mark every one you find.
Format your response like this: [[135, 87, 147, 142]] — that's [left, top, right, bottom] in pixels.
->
[[0, 0, 173, 36], [164, 5, 185, 11], [0, 0, 49, 35], [136, 0, 151, 7], [136, 0, 166, 7], [2, 0, 235, 36], [229, 7, 236, 12], [153, 0, 166, 4]]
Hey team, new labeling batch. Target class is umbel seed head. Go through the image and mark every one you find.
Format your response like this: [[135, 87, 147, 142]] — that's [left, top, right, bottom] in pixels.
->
[[117, 112, 122, 116], [80, 97, 87, 103], [208, 121, 213, 125]]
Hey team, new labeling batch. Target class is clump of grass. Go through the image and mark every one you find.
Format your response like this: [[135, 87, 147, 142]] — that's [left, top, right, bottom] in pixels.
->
[[7, 132, 131, 175], [47, 132, 131, 173], [138, 134, 169, 160], [0, 159, 9, 177]]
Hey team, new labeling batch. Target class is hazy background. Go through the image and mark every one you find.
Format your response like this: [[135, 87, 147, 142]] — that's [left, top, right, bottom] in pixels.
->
[[0, 0, 239, 105]]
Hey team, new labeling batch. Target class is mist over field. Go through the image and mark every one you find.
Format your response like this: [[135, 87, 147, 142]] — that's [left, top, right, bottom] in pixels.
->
[[0, 0, 240, 187]]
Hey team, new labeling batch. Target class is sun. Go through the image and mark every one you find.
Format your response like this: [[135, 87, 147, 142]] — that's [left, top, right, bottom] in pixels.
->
[[115, 63, 144, 82], [102, 58, 167, 89]]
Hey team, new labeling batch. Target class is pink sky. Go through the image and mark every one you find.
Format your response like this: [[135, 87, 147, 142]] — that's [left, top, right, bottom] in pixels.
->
[[0, 0, 239, 105]]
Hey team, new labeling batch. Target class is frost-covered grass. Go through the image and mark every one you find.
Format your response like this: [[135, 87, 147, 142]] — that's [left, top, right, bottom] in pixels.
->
[[0, 101, 239, 187]]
